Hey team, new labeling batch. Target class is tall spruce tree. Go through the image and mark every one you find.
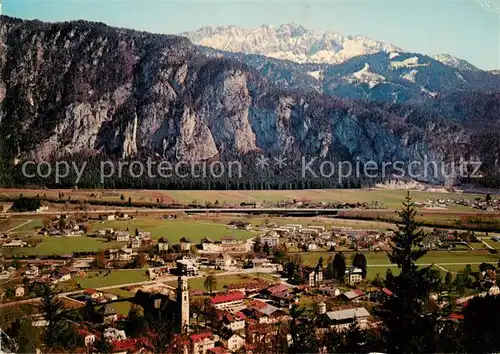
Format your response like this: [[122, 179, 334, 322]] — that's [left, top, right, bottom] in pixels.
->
[[379, 192, 442, 353], [333, 252, 346, 282]]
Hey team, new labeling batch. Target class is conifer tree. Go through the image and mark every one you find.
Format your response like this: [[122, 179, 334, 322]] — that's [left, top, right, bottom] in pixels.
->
[[379, 192, 441, 353]]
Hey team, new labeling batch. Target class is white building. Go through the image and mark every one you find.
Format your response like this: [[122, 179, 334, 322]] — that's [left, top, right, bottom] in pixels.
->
[[104, 327, 127, 341], [157, 240, 169, 251], [261, 234, 280, 248], [326, 241, 337, 248], [115, 231, 130, 242], [221, 332, 245, 351], [190, 332, 216, 354], [307, 243, 318, 251], [324, 307, 370, 331], [210, 292, 245, 310], [180, 237, 191, 251], [489, 285, 500, 295], [215, 253, 234, 269], [306, 269, 323, 287], [15, 286, 25, 297], [24, 265, 39, 278], [222, 313, 246, 331], [138, 231, 151, 239], [345, 267, 363, 285], [2, 240, 27, 248], [109, 247, 134, 261], [130, 237, 142, 249], [176, 259, 199, 276], [77, 329, 96, 347]]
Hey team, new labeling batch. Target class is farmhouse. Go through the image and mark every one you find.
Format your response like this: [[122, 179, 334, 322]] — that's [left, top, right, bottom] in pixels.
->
[[98, 305, 118, 324], [221, 312, 246, 331], [215, 253, 235, 269], [15, 285, 25, 297], [220, 331, 245, 351], [189, 332, 216, 354], [157, 238, 169, 251], [180, 237, 191, 251], [84, 288, 102, 300], [115, 231, 130, 242], [109, 247, 134, 261]]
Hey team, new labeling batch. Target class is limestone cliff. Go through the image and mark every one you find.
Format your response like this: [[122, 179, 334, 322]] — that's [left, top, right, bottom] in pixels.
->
[[0, 16, 497, 186]]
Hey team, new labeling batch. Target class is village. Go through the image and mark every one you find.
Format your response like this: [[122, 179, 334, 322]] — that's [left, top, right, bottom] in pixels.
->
[[1, 207, 500, 354]]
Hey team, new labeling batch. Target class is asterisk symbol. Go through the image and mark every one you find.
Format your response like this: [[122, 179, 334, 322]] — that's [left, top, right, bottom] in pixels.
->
[[256, 155, 270, 169], [274, 156, 288, 169]]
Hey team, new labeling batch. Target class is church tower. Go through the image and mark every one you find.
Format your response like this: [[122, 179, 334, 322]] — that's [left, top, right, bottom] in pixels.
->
[[177, 276, 189, 333]]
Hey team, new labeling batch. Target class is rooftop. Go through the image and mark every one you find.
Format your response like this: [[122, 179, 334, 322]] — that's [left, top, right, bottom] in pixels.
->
[[342, 289, 365, 300], [210, 291, 245, 305], [325, 307, 370, 321], [190, 331, 213, 343], [265, 284, 289, 294]]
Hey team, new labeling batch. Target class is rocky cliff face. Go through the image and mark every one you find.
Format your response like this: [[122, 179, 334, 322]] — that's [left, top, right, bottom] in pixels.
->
[[0, 16, 496, 186]]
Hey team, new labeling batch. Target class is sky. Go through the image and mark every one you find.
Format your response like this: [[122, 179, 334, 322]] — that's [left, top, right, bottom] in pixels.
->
[[3, 0, 500, 70]]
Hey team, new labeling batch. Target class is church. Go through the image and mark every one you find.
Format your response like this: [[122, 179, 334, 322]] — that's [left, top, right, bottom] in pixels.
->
[[133, 276, 190, 333]]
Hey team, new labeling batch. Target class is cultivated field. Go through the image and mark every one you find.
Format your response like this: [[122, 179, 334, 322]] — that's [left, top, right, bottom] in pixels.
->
[[6, 237, 127, 256], [93, 218, 255, 243], [0, 219, 44, 235], [0, 188, 494, 209], [164, 273, 276, 291], [75, 269, 149, 289]]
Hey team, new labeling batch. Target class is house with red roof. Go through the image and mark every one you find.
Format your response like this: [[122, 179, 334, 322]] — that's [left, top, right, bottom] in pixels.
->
[[341, 289, 365, 301], [210, 291, 245, 310], [271, 291, 298, 308], [83, 288, 102, 300], [189, 331, 216, 354], [208, 347, 230, 354], [449, 313, 465, 321], [247, 299, 267, 310], [111, 338, 147, 354], [221, 311, 246, 331], [260, 284, 289, 298], [76, 329, 96, 347]]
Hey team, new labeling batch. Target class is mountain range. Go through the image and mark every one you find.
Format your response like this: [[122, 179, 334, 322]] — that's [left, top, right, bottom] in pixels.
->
[[0, 17, 499, 188], [184, 24, 484, 71], [185, 24, 499, 103], [182, 24, 403, 65]]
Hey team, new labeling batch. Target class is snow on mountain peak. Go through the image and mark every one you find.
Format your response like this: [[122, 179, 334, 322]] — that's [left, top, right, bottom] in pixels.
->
[[345, 63, 387, 89], [433, 54, 480, 71], [181, 24, 402, 65]]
